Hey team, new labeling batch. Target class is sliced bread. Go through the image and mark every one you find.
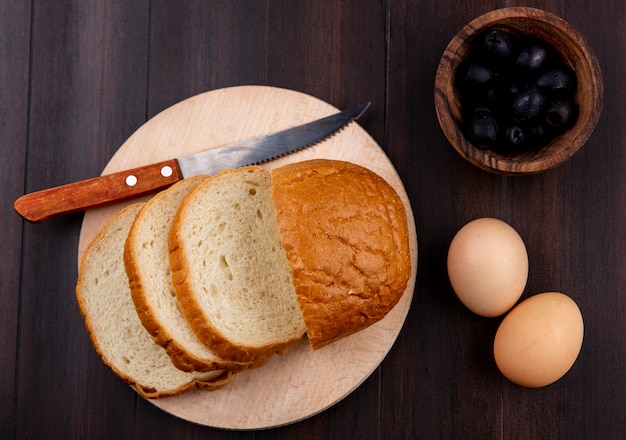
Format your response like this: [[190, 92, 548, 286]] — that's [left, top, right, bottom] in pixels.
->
[[169, 166, 307, 364], [124, 176, 253, 373], [76, 203, 234, 399], [271, 159, 411, 349]]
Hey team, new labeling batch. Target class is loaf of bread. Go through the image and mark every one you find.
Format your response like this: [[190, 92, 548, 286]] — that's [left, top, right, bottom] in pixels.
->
[[77, 158, 411, 398], [76, 203, 234, 399], [271, 159, 411, 349], [124, 176, 252, 373], [169, 167, 307, 364]]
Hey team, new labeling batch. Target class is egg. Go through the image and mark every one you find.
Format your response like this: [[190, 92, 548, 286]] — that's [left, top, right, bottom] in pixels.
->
[[493, 292, 584, 387], [447, 218, 528, 317]]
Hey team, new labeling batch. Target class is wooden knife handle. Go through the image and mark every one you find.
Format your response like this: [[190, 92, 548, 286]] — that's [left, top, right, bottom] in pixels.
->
[[14, 159, 183, 223]]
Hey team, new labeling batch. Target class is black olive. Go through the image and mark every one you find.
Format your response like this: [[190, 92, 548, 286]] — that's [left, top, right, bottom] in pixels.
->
[[478, 29, 515, 63], [537, 66, 577, 96], [457, 60, 495, 90], [467, 111, 498, 149], [546, 99, 577, 129], [515, 40, 552, 71], [504, 124, 526, 147], [511, 87, 547, 124]]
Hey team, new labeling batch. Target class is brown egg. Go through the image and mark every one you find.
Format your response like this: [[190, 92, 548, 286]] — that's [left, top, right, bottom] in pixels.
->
[[493, 292, 584, 387], [447, 218, 528, 317]]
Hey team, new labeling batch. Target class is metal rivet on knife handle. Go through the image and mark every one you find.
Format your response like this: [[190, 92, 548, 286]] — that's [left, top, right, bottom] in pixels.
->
[[161, 166, 173, 177]]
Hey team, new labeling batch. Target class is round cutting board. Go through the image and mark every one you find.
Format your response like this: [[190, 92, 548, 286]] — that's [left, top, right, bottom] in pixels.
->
[[78, 85, 417, 429]]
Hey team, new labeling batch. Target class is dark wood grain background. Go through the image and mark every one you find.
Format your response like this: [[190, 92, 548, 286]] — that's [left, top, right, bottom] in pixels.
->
[[2, 1, 625, 439]]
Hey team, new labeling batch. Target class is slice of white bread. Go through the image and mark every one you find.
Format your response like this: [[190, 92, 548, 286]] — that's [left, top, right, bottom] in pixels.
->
[[124, 176, 252, 373], [169, 166, 307, 364], [271, 159, 411, 349], [76, 203, 234, 399]]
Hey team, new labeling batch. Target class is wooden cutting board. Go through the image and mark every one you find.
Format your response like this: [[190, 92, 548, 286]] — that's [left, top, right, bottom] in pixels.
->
[[78, 85, 418, 429]]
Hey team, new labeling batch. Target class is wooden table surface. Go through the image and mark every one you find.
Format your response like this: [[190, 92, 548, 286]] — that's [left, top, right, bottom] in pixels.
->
[[2, 1, 625, 439]]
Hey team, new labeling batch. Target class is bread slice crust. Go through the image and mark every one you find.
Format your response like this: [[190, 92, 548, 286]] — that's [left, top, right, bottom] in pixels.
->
[[76, 203, 234, 399], [169, 166, 306, 364], [271, 159, 411, 349]]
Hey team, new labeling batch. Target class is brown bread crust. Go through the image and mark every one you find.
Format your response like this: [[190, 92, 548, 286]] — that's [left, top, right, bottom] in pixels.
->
[[135, 369, 236, 398], [271, 159, 411, 349]]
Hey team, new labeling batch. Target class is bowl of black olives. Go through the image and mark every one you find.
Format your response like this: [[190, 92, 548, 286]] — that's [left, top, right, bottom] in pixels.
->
[[434, 7, 603, 175]]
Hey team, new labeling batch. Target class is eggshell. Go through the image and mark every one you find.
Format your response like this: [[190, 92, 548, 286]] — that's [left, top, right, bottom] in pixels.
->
[[493, 292, 584, 388], [447, 218, 528, 317]]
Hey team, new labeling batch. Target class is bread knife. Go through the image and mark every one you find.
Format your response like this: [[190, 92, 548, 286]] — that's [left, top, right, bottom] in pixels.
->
[[14, 102, 370, 223]]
